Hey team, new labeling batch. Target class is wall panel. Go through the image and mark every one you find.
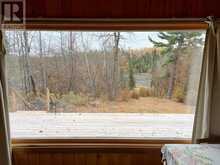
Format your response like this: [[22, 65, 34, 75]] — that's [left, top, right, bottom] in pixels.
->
[[12, 147, 162, 165], [25, 0, 220, 19], [12, 135, 190, 165]]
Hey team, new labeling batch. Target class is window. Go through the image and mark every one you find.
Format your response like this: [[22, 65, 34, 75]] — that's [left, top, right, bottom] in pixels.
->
[[5, 30, 205, 139]]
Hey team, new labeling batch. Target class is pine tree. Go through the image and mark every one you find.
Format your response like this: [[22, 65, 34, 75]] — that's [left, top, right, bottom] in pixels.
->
[[128, 51, 135, 90], [128, 59, 135, 90], [149, 32, 203, 99]]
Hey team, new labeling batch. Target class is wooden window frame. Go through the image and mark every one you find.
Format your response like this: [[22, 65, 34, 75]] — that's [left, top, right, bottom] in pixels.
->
[[12, 138, 192, 149], [3, 18, 208, 30], [6, 19, 207, 146]]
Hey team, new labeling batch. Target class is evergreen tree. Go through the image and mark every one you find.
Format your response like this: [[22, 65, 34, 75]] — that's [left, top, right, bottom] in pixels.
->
[[149, 32, 203, 99], [128, 51, 135, 90], [128, 59, 135, 89]]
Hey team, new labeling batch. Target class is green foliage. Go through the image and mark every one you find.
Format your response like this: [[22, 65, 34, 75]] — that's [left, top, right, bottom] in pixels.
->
[[148, 32, 204, 65], [149, 32, 204, 99], [128, 59, 135, 89], [130, 52, 160, 73]]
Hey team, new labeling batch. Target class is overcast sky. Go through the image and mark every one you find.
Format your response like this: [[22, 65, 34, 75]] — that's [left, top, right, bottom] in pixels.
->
[[38, 31, 205, 50], [6, 31, 206, 55], [25, 31, 162, 49], [111, 32, 159, 49]]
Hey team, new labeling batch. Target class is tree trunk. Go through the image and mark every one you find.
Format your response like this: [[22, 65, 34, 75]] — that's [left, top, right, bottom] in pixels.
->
[[167, 56, 177, 99], [80, 33, 97, 98], [23, 31, 37, 96], [39, 31, 47, 94], [68, 32, 76, 92], [46, 88, 50, 111], [110, 32, 120, 100], [60, 32, 66, 62]]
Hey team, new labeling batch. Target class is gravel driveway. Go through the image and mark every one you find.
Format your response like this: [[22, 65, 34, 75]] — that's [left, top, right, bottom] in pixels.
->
[[9, 112, 194, 139]]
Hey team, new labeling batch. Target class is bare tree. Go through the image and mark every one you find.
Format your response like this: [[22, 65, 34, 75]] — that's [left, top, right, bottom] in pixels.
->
[[98, 32, 122, 100], [111, 32, 121, 99], [38, 31, 47, 93], [16, 31, 37, 96], [80, 33, 98, 97], [68, 32, 77, 91]]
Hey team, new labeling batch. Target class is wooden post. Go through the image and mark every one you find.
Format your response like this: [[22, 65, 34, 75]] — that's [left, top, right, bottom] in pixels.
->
[[46, 88, 50, 112]]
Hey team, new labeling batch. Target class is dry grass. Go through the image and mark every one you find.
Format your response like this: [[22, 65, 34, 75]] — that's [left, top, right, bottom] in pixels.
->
[[67, 97, 193, 114]]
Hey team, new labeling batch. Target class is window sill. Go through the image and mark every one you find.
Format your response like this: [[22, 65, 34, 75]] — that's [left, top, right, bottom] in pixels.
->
[[12, 138, 191, 149]]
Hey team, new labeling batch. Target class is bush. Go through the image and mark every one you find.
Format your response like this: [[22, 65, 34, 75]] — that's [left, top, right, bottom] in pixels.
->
[[130, 90, 139, 99], [61, 92, 88, 106], [138, 87, 151, 97], [30, 97, 47, 110], [172, 86, 185, 103], [128, 64, 135, 89], [118, 89, 131, 102]]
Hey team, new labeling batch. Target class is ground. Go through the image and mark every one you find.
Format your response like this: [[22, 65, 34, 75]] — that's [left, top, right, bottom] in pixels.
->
[[10, 112, 194, 139], [10, 97, 194, 139], [59, 97, 194, 113]]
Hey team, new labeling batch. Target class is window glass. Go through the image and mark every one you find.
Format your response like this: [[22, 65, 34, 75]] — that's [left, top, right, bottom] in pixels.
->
[[5, 31, 205, 139]]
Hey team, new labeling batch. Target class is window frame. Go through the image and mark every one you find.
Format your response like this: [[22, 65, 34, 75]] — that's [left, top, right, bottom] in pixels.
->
[[3, 19, 208, 30], [5, 19, 208, 144]]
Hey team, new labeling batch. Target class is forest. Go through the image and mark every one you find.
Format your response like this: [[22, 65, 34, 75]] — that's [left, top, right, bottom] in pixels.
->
[[5, 31, 205, 113]]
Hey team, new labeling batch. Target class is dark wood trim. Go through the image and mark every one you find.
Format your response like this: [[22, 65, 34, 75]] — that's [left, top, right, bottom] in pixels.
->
[[12, 146, 161, 154], [23, 0, 220, 19], [197, 136, 220, 144], [12, 138, 191, 149], [12, 143, 163, 165], [3, 19, 208, 30], [12, 138, 192, 144]]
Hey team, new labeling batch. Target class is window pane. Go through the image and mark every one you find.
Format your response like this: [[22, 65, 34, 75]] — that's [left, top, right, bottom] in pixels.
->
[[5, 31, 205, 139]]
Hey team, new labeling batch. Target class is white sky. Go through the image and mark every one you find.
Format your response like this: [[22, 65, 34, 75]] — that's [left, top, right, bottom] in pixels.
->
[[39, 31, 205, 50], [114, 32, 159, 49], [6, 31, 206, 55], [33, 31, 161, 51]]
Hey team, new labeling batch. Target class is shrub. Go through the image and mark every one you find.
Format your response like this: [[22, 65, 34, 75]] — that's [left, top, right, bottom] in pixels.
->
[[118, 89, 131, 101], [100, 94, 109, 102], [130, 90, 139, 99], [138, 87, 150, 97], [128, 64, 135, 90], [61, 92, 88, 106], [30, 97, 47, 110], [172, 86, 185, 103]]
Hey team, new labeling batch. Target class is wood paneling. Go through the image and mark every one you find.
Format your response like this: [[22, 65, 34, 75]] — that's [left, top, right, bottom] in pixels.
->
[[25, 0, 220, 19], [12, 146, 162, 165], [12, 139, 191, 165]]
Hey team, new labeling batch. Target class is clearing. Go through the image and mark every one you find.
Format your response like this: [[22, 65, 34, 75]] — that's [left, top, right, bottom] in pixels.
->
[[53, 97, 194, 113]]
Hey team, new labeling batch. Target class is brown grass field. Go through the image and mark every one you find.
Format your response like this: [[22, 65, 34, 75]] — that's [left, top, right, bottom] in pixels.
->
[[59, 97, 193, 114]]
